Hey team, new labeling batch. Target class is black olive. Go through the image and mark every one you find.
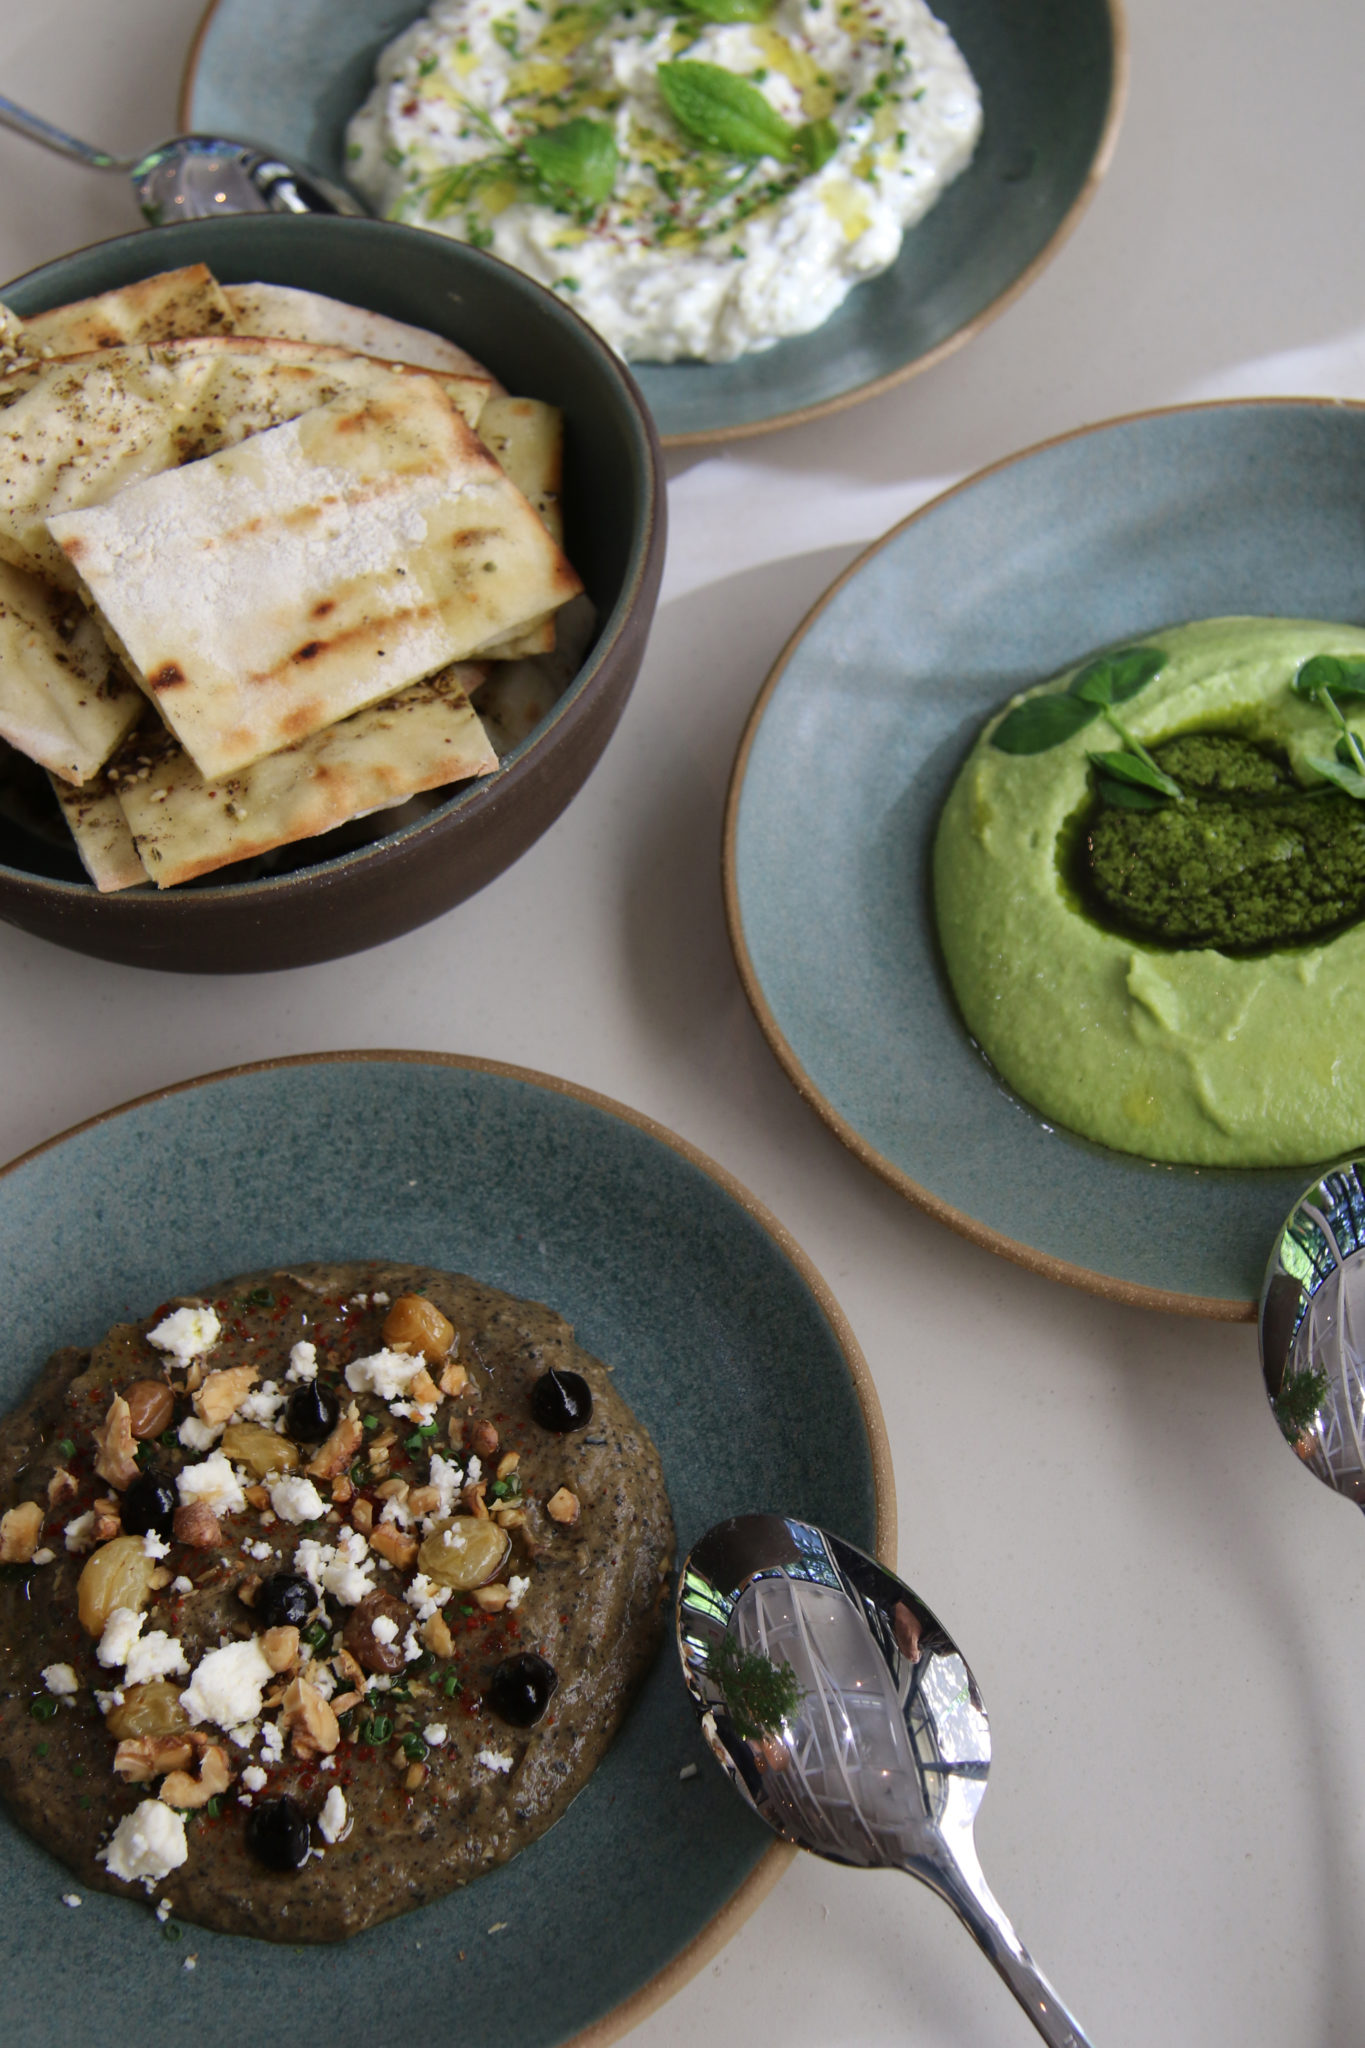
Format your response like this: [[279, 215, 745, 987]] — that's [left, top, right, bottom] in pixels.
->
[[284, 1380, 339, 1444], [120, 1471, 177, 1539], [257, 1571, 317, 1630], [487, 1652, 558, 1728], [246, 1796, 312, 1872], [529, 1367, 592, 1433]]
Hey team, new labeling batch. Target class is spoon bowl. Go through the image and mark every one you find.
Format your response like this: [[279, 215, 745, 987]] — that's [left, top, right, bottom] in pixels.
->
[[677, 1513, 1093, 2047], [0, 92, 363, 224], [1261, 1158, 1365, 1500]]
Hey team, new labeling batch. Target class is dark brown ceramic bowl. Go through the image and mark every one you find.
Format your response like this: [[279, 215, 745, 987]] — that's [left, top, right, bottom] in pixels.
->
[[0, 215, 665, 972]]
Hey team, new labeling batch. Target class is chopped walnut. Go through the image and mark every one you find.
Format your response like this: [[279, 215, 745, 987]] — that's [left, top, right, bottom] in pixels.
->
[[160, 1743, 233, 1810], [495, 1451, 520, 1479], [464, 1481, 489, 1521], [331, 1689, 363, 1715], [407, 1484, 440, 1516], [374, 1477, 409, 1501], [546, 1488, 580, 1526], [281, 1677, 340, 1759], [422, 1613, 455, 1659], [404, 1761, 428, 1791], [333, 1646, 366, 1689], [305, 1413, 363, 1481], [331, 1475, 354, 1505], [91, 1508, 122, 1543], [470, 1421, 499, 1459], [193, 1364, 258, 1428], [368, 1523, 417, 1571], [410, 1366, 442, 1408], [351, 1499, 373, 1535], [0, 1500, 43, 1562], [438, 1361, 468, 1398], [93, 1395, 139, 1491], [113, 1733, 198, 1782], [472, 1583, 510, 1613], [47, 1468, 78, 1509], [242, 1483, 270, 1511], [494, 1507, 527, 1529], [237, 1574, 262, 1609], [261, 1626, 300, 1674], [172, 1501, 222, 1549]]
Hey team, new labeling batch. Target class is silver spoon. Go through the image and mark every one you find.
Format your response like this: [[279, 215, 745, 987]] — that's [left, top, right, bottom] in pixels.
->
[[677, 1513, 1094, 2047], [0, 93, 365, 227], [1260, 1157, 1365, 1498]]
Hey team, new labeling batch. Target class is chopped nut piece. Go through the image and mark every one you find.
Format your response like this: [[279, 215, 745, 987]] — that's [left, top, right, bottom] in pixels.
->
[[92, 1508, 122, 1543], [371, 1429, 397, 1451], [381, 1294, 455, 1363], [123, 1379, 175, 1440], [369, 1522, 418, 1571], [281, 1677, 340, 1759], [304, 1413, 363, 1481], [351, 1499, 374, 1535], [470, 1421, 499, 1459], [471, 1583, 510, 1613], [161, 1742, 233, 1810], [494, 1507, 527, 1530], [193, 1364, 258, 1428], [404, 1762, 428, 1791], [407, 1484, 440, 1515], [242, 1483, 270, 1511], [236, 1574, 262, 1609], [148, 1567, 173, 1590], [374, 1477, 410, 1501], [113, 1734, 197, 1782], [331, 1475, 354, 1505], [0, 1500, 43, 1562], [172, 1502, 221, 1549], [495, 1451, 520, 1479], [333, 1646, 366, 1689], [261, 1626, 300, 1673], [422, 1613, 455, 1659], [367, 1447, 391, 1476], [93, 1395, 139, 1491], [464, 1481, 489, 1521], [438, 1361, 468, 1398], [330, 1689, 363, 1715], [47, 1468, 78, 1508], [546, 1488, 580, 1526], [410, 1367, 442, 1408]]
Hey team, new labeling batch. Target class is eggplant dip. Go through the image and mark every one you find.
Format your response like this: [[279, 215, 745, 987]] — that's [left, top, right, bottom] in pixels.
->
[[0, 1261, 673, 1940]]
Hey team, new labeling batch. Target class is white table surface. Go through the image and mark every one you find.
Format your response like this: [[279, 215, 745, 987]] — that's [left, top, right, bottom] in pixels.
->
[[3, 1, 1365, 2042]]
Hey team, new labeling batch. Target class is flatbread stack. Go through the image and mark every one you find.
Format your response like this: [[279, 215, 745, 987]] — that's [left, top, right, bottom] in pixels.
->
[[0, 264, 589, 891]]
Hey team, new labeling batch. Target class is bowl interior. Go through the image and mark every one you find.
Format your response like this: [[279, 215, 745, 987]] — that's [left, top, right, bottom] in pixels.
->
[[0, 214, 659, 895], [729, 400, 1365, 1313], [0, 1051, 886, 2047], [185, 0, 1123, 442]]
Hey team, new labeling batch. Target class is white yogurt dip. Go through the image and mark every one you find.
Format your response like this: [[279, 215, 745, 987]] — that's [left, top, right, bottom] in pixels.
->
[[347, 0, 982, 362]]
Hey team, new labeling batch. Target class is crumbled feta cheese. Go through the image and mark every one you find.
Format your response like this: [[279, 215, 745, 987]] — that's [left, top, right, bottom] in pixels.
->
[[177, 1415, 221, 1452], [427, 1453, 462, 1519], [142, 1530, 172, 1560], [402, 1571, 450, 1622], [61, 1892, 82, 1908], [286, 1341, 318, 1383], [244, 1539, 274, 1562], [236, 1381, 286, 1424], [180, 1638, 273, 1730], [475, 1748, 514, 1774], [183, 1956, 197, 1972], [172, 1575, 193, 1595], [294, 1527, 376, 1607], [241, 1765, 267, 1793], [378, 1496, 412, 1530], [94, 1688, 125, 1714], [402, 1626, 421, 1662], [268, 1475, 325, 1525], [348, 1293, 369, 1309], [42, 1662, 79, 1696], [422, 1722, 448, 1746], [465, 1455, 482, 1485], [125, 1631, 189, 1686], [506, 1574, 530, 1612], [147, 1305, 221, 1363], [388, 1399, 436, 1424], [258, 1719, 285, 1764], [370, 1614, 399, 1645], [63, 1511, 96, 1553], [155, 1896, 172, 1922], [344, 1348, 423, 1400], [31, 1548, 54, 1566], [176, 1452, 246, 1516], [306, 1663, 336, 1700], [97, 1606, 144, 1669], [226, 1722, 258, 1749], [99, 1800, 188, 1889], [318, 1786, 351, 1844], [371, 1292, 390, 1306]]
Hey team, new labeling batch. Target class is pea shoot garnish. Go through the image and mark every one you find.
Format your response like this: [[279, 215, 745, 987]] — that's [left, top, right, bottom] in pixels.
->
[[706, 1635, 803, 1740], [1292, 654, 1365, 797], [991, 646, 1180, 807]]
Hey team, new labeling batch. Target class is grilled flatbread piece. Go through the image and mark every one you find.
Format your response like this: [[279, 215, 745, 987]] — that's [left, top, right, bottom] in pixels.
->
[[476, 396, 565, 658], [0, 338, 493, 588], [108, 662, 496, 887], [49, 377, 583, 779], [8, 265, 234, 357], [224, 283, 496, 383], [49, 770, 146, 892], [473, 593, 597, 756], [0, 559, 142, 781]]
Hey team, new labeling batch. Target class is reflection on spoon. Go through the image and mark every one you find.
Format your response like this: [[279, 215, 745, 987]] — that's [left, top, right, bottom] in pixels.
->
[[0, 93, 364, 226], [677, 1513, 1094, 2048], [1261, 1158, 1365, 1501]]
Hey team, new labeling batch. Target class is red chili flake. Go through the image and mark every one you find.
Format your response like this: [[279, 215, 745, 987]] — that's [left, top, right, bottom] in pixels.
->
[[356, 1746, 375, 1764]]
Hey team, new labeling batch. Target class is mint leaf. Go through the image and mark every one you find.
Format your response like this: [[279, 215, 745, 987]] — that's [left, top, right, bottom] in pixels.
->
[[523, 117, 618, 212], [793, 117, 839, 172], [657, 61, 795, 160]]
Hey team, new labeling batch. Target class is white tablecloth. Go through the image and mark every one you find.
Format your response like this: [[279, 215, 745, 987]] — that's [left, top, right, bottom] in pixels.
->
[[3, 1, 1365, 2041]]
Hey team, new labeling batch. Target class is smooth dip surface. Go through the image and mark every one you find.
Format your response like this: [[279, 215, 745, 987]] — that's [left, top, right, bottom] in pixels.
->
[[932, 617, 1365, 1167], [0, 1261, 673, 1940], [347, 0, 981, 363]]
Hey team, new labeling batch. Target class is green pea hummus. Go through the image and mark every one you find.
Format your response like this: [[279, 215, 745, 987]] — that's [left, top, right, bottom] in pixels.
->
[[933, 616, 1365, 1167]]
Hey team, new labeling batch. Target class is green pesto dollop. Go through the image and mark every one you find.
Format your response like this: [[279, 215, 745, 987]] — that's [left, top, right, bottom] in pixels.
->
[[1082, 734, 1365, 951]]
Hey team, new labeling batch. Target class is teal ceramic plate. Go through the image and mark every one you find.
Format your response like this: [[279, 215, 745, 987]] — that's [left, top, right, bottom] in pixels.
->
[[0, 1052, 892, 2047], [724, 400, 1365, 1319], [182, 0, 1125, 447]]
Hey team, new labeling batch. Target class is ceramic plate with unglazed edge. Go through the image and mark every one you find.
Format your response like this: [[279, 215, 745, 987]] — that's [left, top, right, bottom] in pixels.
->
[[725, 400, 1365, 1319], [0, 1051, 892, 2047], [182, 0, 1126, 447]]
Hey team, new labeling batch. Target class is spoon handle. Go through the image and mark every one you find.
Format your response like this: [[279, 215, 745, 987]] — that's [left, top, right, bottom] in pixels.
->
[[0, 94, 126, 171], [907, 1832, 1094, 2048]]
